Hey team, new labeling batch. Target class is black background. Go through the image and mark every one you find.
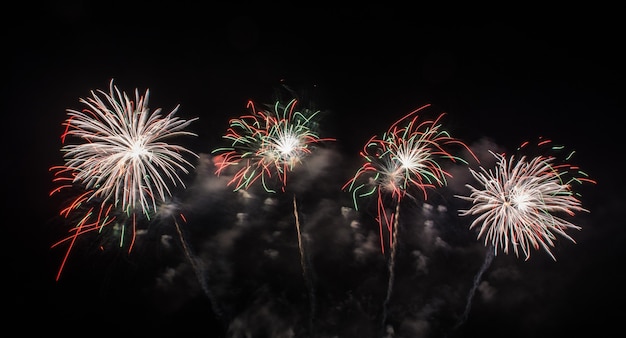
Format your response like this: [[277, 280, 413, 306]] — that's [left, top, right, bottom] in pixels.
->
[[6, 3, 624, 337]]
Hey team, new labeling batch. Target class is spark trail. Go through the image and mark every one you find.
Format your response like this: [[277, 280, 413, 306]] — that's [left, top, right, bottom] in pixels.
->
[[450, 244, 494, 333], [293, 193, 316, 333], [171, 213, 225, 323], [343, 104, 477, 336], [381, 201, 401, 335], [213, 98, 334, 335]]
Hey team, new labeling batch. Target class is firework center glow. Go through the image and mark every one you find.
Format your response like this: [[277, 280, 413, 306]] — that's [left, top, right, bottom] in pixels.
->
[[398, 151, 424, 170], [277, 134, 300, 157], [130, 139, 149, 159], [510, 186, 533, 212]]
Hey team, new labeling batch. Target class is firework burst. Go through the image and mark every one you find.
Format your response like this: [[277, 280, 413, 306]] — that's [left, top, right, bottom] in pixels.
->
[[343, 104, 477, 253], [212, 98, 335, 192], [456, 137, 596, 261], [50, 79, 199, 280], [56, 79, 199, 217]]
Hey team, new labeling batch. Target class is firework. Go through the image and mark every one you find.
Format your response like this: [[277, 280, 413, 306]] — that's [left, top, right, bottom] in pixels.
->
[[50, 79, 199, 280], [212, 98, 335, 192], [343, 104, 477, 253], [450, 137, 595, 333], [342, 104, 477, 334], [213, 97, 334, 335], [58, 79, 199, 217], [455, 137, 596, 261]]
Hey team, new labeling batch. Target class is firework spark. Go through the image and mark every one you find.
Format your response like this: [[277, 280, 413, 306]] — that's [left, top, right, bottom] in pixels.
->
[[456, 137, 596, 261], [50, 79, 199, 280]]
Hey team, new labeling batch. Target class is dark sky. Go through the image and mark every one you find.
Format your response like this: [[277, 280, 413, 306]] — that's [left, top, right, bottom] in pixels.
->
[[6, 3, 625, 338]]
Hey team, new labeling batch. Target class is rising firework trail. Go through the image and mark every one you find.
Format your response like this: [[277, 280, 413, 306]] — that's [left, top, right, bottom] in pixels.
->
[[160, 203, 226, 324], [451, 136, 596, 332], [449, 244, 494, 334], [343, 104, 477, 336], [213, 97, 335, 335]]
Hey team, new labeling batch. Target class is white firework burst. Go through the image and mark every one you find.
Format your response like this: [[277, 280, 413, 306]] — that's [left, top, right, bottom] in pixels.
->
[[59, 79, 199, 217], [456, 150, 591, 260]]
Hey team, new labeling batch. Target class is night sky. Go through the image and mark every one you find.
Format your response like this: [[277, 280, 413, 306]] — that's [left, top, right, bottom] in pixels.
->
[[6, 3, 625, 337]]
